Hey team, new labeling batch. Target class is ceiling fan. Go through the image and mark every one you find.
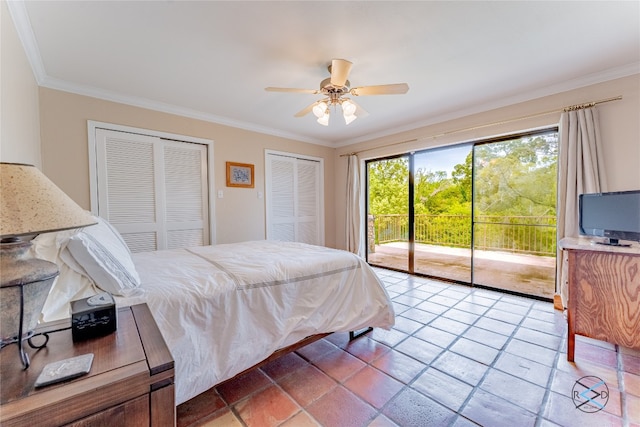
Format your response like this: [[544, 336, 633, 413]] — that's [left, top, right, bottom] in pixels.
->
[[265, 59, 409, 126]]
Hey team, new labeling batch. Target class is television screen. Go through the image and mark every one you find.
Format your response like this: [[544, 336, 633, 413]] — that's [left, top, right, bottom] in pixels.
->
[[579, 190, 640, 244]]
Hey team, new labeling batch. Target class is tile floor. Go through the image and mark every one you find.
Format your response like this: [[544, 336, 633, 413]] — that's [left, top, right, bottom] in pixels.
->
[[176, 268, 640, 427]]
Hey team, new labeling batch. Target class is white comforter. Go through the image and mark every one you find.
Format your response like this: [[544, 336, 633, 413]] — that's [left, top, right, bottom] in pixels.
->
[[126, 241, 395, 405]]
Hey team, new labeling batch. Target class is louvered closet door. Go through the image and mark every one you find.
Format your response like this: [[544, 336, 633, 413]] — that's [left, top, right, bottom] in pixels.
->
[[267, 155, 296, 241], [265, 152, 323, 245], [163, 140, 208, 249], [296, 158, 322, 244], [95, 129, 209, 252]]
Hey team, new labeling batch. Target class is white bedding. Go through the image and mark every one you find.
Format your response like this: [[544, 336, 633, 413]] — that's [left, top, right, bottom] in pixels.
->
[[121, 241, 395, 405]]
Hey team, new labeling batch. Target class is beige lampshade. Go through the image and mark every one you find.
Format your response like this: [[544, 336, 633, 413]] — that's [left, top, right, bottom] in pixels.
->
[[0, 162, 96, 238]]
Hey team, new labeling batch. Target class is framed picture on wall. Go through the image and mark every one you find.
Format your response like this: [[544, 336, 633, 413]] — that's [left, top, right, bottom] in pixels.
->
[[226, 161, 254, 188]]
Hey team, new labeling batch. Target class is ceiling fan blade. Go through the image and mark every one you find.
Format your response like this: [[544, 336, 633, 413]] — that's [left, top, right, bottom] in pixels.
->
[[350, 83, 409, 96], [294, 101, 320, 117], [330, 59, 353, 87], [265, 87, 319, 94]]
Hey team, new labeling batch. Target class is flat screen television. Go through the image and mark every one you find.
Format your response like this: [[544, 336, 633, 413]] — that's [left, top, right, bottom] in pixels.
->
[[579, 190, 640, 246]]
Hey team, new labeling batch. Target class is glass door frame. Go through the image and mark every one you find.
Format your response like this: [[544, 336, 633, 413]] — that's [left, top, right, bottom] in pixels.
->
[[365, 126, 558, 301], [365, 153, 412, 273]]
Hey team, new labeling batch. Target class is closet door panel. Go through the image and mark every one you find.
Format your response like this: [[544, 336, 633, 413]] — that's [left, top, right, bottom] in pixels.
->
[[266, 155, 296, 242], [266, 152, 323, 246], [163, 141, 208, 249], [96, 129, 162, 252], [296, 159, 321, 245], [94, 128, 209, 252]]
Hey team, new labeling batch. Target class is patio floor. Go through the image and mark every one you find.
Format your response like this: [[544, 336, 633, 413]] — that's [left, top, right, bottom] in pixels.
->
[[367, 242, 556, 299]]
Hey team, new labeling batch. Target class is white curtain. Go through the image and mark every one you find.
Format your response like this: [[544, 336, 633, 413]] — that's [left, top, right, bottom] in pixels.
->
[[346, 154, 364, 257], [556, 107, 607, 307]]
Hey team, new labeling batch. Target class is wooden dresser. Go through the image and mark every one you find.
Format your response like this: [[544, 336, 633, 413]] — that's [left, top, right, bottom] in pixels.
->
[[0, 304, 175, 426], [561, 237, 640, 361]]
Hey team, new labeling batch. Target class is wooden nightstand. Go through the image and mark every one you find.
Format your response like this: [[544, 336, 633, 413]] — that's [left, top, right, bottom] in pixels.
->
[[0, 304, 175, 426], [561, 237, 640, 361]]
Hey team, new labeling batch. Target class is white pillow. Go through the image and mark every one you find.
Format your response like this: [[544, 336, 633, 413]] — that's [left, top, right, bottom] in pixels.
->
[[66, 216, 141, 296], [42, 254, 98, 322], [31, 229, 99, 322]]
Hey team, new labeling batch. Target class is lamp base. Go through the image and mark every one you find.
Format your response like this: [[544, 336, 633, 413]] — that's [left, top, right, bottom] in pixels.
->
[[0, 239, 59, 369]]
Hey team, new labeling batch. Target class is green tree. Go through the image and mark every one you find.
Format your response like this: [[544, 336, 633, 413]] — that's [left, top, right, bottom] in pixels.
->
[[474, 135, 557, 217], [367, 132, 558, 253], [367, 157, 409, 215], [473, 135, 558, 253], [451, 152, 472, 204]]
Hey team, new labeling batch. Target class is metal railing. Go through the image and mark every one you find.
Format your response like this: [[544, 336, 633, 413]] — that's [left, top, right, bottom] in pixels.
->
[[370, 214, 556, 256]]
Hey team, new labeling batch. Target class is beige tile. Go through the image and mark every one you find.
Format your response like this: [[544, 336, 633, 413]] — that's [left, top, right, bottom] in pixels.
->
[[556, 357, 619, 388], [200, 409, 243, 427], [280, 411, 321, 427], [628, 393, 640, 425], [234, 385, 300, 427], [625, 372, 640, 397]]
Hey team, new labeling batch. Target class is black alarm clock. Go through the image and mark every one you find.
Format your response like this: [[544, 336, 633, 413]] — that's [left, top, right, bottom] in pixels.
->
[[70, 292, 117, 342]]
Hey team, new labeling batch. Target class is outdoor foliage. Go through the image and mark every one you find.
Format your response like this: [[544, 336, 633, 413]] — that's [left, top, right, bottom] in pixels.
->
[[474, 135, 557, 217], [368, 133, 558, 255], [368, 157, 409, 215]]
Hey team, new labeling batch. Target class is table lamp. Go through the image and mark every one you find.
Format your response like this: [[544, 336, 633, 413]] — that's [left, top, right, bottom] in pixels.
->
[[0, 162, 96, 369]]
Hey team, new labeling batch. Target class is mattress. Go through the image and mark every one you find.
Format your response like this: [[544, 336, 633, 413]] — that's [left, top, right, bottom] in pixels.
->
[[123, 240, 395, 404]]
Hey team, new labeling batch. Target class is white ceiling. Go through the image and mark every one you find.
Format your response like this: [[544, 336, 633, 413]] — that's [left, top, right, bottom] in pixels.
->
[[9, 1, 640, 147]]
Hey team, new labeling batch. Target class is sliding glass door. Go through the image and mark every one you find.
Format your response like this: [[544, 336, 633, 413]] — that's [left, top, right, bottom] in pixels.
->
[[413, 145, 472, 282], [366, 129, 558, 299], [366, 156, 409, 271], [472, 133, 558, 298]]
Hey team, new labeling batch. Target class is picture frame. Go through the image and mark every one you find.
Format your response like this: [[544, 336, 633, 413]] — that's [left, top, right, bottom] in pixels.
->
[[226, 161, 254, 188]]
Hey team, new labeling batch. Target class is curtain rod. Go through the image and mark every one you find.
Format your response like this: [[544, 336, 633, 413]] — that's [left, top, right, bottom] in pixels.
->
[[339, 138, 418, 157], [340, 95, 622, 157]]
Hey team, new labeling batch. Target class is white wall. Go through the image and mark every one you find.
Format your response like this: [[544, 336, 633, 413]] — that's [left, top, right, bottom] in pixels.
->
[[333, 74, 640, 250], [37, 88, 337, 247], [0, 0, 41, 166]]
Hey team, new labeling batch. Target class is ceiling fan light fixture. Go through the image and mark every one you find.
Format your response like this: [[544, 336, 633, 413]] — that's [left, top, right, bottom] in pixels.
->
[[317, 112, 330, 126], [312, 101, 328, 118], [341, 99, 357, 116], [344, 113, 357, 125]]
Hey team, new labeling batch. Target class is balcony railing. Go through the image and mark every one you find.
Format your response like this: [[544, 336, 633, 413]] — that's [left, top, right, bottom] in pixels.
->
[[370, 214, 556, 256]]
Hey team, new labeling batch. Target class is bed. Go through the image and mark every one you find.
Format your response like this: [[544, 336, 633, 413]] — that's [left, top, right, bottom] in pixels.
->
[[33, 216, 395, 405]]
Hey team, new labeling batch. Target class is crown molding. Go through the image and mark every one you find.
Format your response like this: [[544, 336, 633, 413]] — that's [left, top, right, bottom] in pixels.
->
[[6, 0, 46, 84], [38, 75, 333, 147], [334, 62, 640, 148]]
